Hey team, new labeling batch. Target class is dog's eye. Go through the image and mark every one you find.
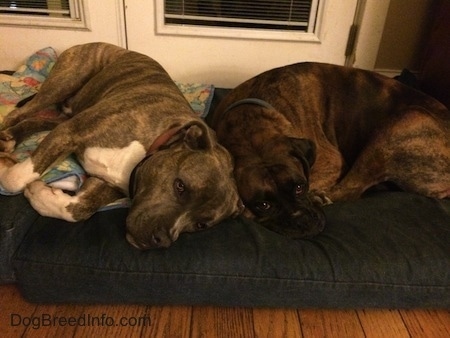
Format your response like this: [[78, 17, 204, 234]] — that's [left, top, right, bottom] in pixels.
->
[[174, 179, 185, 196], [294, 183, 307, 196], [196, 222, 209, 230], [255, 201, 271, 212]]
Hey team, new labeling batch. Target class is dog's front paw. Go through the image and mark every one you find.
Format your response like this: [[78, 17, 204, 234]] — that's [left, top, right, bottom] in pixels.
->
[[309, 190, 333, 206], [0, 153, 17, 177], [0, 155, 39, 193], [25, 181, 76, 221], [0, 129, 16, 153], [2, 109, 22, 129], [0, 152, 17, 164]]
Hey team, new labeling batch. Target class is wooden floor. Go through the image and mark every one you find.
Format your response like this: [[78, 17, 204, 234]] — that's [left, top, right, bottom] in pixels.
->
[[1, 284, 449, 337]]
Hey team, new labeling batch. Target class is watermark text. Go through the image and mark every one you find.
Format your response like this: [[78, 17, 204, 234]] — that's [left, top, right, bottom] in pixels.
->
[[10, 313, 151, 330]]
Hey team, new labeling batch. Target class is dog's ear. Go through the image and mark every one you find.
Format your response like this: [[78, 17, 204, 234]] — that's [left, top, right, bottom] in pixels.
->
[[289, 138, 316, 176], [183, 121, 214, 151], [158, 121, 214, 151]]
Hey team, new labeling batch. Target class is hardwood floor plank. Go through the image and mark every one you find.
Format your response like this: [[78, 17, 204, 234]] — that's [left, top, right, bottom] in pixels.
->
[[298, 309, 365, 338], [143, 305, 192, 338], [400, 309, 450, 338], [435, 310, 450, 330], [2, 285, 450, 337], [356, 309, 410, 338], [191, 306, 254, 337], [72, 303, 150, 337], [253, 308, 303, 338], [0, 284, 37, 337], [20, 303, 85, 337]]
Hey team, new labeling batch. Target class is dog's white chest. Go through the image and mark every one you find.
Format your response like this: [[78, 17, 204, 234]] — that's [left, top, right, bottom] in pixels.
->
[[81, 141, 146, 191]]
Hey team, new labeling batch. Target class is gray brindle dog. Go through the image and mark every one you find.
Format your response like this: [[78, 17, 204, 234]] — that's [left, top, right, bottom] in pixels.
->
[[0, 42, 243, 249], [211, 62, 450, 239]]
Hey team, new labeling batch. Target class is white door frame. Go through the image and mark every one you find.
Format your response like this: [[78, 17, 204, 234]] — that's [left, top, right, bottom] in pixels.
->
[[350, 0, 391, 69], [124, 0, 391, 87], [0, 0, 391, 83]]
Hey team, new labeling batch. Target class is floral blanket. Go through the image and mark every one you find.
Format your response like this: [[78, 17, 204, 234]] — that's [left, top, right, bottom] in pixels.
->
[[0, 47, 215, 210]]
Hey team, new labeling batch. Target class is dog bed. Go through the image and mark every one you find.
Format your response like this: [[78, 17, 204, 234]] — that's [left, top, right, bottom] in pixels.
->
[[1, 49, 449, 308], [0, 47, 214, 279]]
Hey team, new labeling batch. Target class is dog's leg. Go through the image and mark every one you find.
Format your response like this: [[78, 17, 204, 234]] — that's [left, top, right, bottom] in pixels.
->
[[0, 117, 65, 153], [0, 123, 75, 193], [0, 156, 40, 193], [309, 143, 346, 204], [25, 177, 124, 221], [3, 43, 125, 127], [326, 158, 383, 202], [328, 108, 450, 200], [384, 109, 450, 199]]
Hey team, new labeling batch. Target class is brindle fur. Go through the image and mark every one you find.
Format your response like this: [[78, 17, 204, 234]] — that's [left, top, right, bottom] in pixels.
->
[[0, 43, 242, 249], [211, 62, 450, 238]]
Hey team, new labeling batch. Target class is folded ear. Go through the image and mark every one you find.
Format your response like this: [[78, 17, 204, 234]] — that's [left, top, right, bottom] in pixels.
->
[[183, 121, 214, 151], [289, 137, 316, 166], [289, 137, 316, 177]]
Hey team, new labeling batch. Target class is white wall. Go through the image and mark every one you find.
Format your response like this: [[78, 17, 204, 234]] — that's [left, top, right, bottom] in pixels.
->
[[0, 0, 391, 87], [375, 0, 434, 73], [0, 0, 125, 70], [125, 0, 359, 87]]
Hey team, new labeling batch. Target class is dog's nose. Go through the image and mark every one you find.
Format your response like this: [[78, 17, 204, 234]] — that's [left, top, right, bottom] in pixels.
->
[[291, 209, 326, 238], [150, 230, 173, 248], [126, 232, 172, 249]]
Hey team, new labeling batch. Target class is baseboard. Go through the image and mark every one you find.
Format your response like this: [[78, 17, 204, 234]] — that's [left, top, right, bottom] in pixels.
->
[[374, 68, 420, 78]]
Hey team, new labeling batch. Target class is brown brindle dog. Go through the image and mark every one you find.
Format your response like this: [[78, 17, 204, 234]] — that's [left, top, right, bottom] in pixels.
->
[[211, 62, 450, 239], [0, 43, 243, 249]]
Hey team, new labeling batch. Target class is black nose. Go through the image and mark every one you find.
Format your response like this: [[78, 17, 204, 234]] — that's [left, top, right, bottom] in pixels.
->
[[292, 209, 326, 238], [126, 231, 172, 249], [150, 230, 173, 248]]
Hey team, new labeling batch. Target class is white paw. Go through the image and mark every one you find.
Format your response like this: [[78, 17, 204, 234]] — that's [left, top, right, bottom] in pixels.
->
[[0, 157, 39, 193], [310, 190, 333, 206], [24, 181, 77, 221]]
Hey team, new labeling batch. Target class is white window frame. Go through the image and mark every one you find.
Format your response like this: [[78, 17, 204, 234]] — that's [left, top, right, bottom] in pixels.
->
[[0, 0, 89, 30], [156, 0, 324, 42]]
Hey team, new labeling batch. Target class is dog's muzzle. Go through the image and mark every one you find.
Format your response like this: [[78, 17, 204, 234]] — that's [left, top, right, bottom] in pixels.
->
[[259, 195, 326, 239]]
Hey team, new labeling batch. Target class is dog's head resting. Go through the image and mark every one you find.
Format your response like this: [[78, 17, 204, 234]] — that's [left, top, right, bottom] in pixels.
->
[[125, 121, 243, 249], [235, 136, 325, 238]]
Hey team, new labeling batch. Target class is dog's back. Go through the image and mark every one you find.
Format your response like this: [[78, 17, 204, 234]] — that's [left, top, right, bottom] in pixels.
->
[[210, 62, 449, 238], [213, 62, 449, 164], [0, 43, 242, 248]]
